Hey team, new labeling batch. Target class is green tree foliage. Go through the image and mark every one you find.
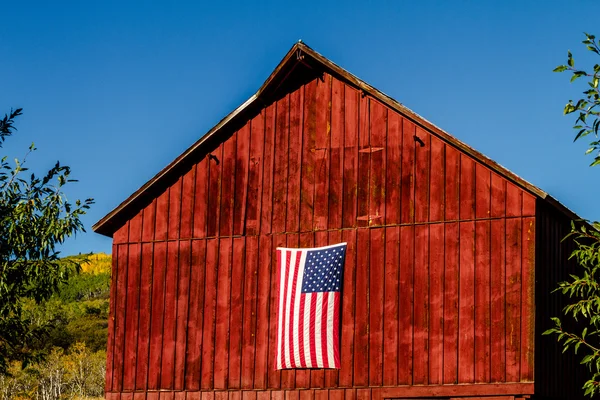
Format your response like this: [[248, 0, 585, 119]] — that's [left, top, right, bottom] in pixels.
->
[[0, 109, 94, 373], [544, 33, 600, 397]]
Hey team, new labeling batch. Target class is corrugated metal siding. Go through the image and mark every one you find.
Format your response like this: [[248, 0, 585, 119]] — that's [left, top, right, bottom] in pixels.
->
[[105, 73, 536, 397]]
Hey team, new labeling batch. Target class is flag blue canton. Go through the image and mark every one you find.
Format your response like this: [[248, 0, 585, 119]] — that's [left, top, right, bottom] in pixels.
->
[[301, 245, 345, 293]]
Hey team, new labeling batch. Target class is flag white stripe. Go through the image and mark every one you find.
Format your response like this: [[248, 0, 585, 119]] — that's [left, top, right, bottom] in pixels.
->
[[292, 250, 305, 368], [276, 249, 287, 369], [315, 292, 323, 368], [284, 250, 297, 368], [303, 292, 312, 368], [327, 291, 335, 368]]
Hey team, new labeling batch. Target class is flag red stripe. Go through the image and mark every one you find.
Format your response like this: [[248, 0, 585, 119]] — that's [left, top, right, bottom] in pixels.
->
[[309, 291, 318, 367], [321, 292, 329, 368], [298, 292, 306, 368], [288, 253, 301, 368], [281, 250, 292, 367], [333, 292, 340, 367]]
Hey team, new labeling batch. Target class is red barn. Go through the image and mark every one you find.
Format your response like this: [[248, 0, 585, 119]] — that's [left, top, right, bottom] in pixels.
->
[[93, 43, 585, 400]]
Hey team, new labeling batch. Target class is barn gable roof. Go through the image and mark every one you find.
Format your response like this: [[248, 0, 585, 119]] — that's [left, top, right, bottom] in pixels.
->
[[93, 41, 577, 237]]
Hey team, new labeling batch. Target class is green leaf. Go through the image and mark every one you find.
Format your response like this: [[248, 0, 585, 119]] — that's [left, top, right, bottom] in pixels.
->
[[554, 65, 569, 72]]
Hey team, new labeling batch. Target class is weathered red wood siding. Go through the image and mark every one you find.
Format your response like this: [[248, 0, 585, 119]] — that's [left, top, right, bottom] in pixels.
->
[[105, 73, 535, 398]]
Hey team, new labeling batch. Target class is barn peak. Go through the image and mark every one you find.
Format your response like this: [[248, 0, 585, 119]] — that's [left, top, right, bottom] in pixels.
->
[[93, 41, 572, 237]]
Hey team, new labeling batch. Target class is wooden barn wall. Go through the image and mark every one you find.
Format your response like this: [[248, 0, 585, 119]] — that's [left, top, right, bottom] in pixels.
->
[[534, 200, 588, 399], [105, 73, 536, 397]]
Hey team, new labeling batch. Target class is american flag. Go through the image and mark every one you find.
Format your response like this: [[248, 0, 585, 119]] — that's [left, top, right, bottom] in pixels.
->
[[275, 242, 347, 369]]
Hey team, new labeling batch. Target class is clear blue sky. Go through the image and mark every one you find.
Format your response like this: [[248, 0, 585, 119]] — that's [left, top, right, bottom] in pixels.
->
[[1, 1, 597, 256]]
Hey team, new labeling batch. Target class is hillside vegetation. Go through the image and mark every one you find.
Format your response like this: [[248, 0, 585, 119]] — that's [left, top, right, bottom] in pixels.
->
[[0, 253, 111, 400]]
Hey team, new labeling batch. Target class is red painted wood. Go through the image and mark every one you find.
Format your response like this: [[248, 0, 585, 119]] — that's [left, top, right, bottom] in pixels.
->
[[398, 225, 414, 385], [185, 239, 206, 390], [329, 389, 344, 400], [460, 155, 475, 220], [187, 392, 201, 400], [201, 391, 214, 400], [155, 188, 169, 241], [241, 236, 259, 389], [220, 132, 237, 236], [356, 96, 370, 228], [142, 199, 156, 242], [445, 146, 460, 221], [314, 75, 331, 231], [193, 159, 208, 239], [129, 210, 143, 243], [229, 237, 246, 388], [369, 228, 384, 386], [505, 218, 522, 382], [383, 226, 399, 386], [325, 229, 342, 388], [295, 232, 311, 389], [181, 167, 195, 239], [105, 243, 119, 392], [385, 112, 402, 225], [522, 194, 535, 216], [400, 119, 415, 224], [159, 392, 174, 400], [458, 221, 475, 383], [429, 223, 444, 385], [243, 390, 257, 400], [113, 244, 128, 392], [174, 240, 191, 390], [314, 389, 328, 400], [201, 239, 219, 389], [506, 182, 522, 218], [521, 217, 535, 381], [174, 392, 185, 400], [168, 177, 182, 240], [369, 101, 386, 226], [354, 228, 370, 386], [229, 390, 241, 400], [261, 104, 276, 235], [342, 86, 359, 229], [490, 172, 506, 219], [148, 242, 167, 389], [254, 234, 272, 388], [474, 221, 491, 383], [246, 112, 265, 236], [475, 164, 491, 220], [328, 79, 344, 229], [429, 137, 445, 222], [413, 224, 429, 385], [121, 393, 133, 400], [161, 240, 180, 389], [123, 243, 141, 390], [299, 388, 313, 400], [214, 238, 232, 389], [443, 222, 459, 384], [272, 94, 289, 234], [268, 234, 285, 389], [338, 228, 356, 387], [287, 88, 303, 233], [134, 392, 146, 400], [300, 81, 317, 232], [310, 231, 327, 388], [207, 144, 223, 237], [414, 127, 430, 223], [234, 123, 250, 236], [490, 219, 507, 382], [113, 221, 129, 244]]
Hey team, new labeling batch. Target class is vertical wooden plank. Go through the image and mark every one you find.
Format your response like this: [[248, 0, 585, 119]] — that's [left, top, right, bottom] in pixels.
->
[[329, 78, 345, 230], [356, 388, 370, 400], [460, 156, 475, 221], [133, 393, 146, 400], [443, 222, 459, 384], [287, 87, 303, 233], [268, 234, 286, 389], [490, 173, 506, 219], [398, 225, 414, 385], [474, 221, 491, 383], [254, 234, 273, 389], [354, 228, 370, 386], [136, 242, 153, 390], [383, 226, 399, 386], [142, 199, 157, 242], [522, 194, 536, 216], [156, 189, 169, 241], [214, 238, 232, 389], [243, 390, 257, 400], [159, 393, 174, 400], [286, 389, 300, 400], [113, 244, 128, 392], [329, 389, 344, 400], [506, 183, 523, 218], [369, 228, 385, 386], [113, 221, 130, 244], [123, 243, 141, 390], [148, 241, 167, 389], [458, 221, 475, 383], [229, 237, 246, 388], [193, 157, 208, 238], [229, 390, 241, 400], [105, 244, 118, 393], [246, 112, 265, 236], [444, 146, 460, 221], [241, 236, 259, 388], [313, 75, 331, 230], [261, 104, 276, 235], [257, 391, 271, 400], [521, 217, 535, 381], [414, 127, 430, 223], [175, 393, 186, 400], [148, 393, 160, 400], [201, 239, 219, 389], [300, 389, 314, 400], [187, 392, 201, 400], [428, 223, 444, 385], [168, 176, 183, 240], [400, 119, 416, 224], [356, 96, 370, 227], [369, 101, 386, 226], [475, 164, 491, 220], [301, 81, 317, 232], [339, 229, 356, 387], [429, 137, 445, 222], [271, 391, 284, 400], [385, 111, 402, 225], [234, 123, 250, 236], [181, 167, 195, 239], [413, 225, 429, 385], [295, 232, 313, 389], [220, 132, 237, 237], [202, 391, 215, 400], [185, 240, 207, 390], [129, 211, 143, 243], [272, 95, 289, 234], [490, 219, 506, 382], [207, 144, 223, 237], [314, 389, 328, 400], [506, 218, 522, 382], [161, 240, 180, 389], [325, 230, 343, 388], [122, 393, 134, 400], [342, 85, 359, 229], [174, 240, 191, 390]]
